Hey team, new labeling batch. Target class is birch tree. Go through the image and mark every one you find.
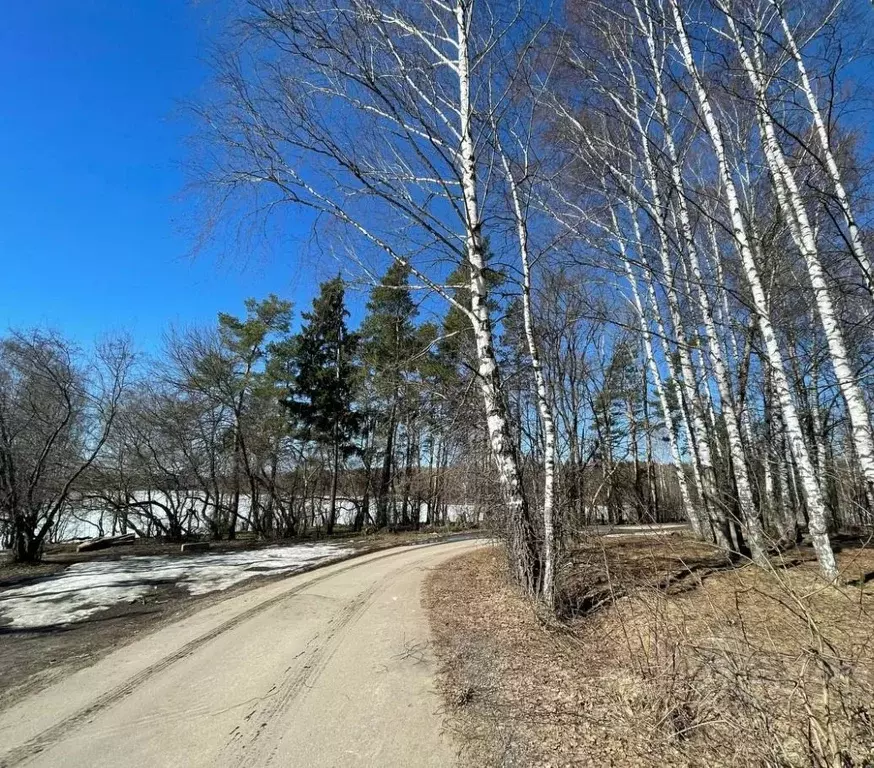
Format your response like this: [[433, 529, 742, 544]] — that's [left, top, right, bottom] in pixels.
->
[[492, 65, 560, 603], [627, 0, 766, 561], [196, 0, 542, 593], [668, 0, 838, 579], [719, 0, 874, 508], [609, 203, 702, 536], [769, 0, 874, 300]]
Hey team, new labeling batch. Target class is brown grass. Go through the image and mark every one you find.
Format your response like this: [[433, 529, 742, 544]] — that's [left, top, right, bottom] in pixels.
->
[[424, 536, 874, 767]]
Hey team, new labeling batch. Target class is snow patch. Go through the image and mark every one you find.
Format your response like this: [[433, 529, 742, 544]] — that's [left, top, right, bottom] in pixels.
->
[[0, 543, 347, 629]]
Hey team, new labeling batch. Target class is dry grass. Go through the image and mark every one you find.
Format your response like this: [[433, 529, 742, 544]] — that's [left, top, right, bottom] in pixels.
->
[[424, 536, 874, 767]]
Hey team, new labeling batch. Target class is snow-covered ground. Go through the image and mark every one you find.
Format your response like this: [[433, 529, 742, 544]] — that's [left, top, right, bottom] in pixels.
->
[[0, 542, 348, 629]]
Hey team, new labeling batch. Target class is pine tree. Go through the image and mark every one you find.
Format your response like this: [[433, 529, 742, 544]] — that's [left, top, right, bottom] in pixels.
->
[[197, 295, 292, 539], [360, 262, 419, 528]]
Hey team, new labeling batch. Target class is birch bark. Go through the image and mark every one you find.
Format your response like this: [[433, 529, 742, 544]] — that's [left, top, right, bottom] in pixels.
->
[[630, 4, 765, 561], [670, 0, 838, 579], [612, 207, 702, 536], [497, 143, 558, 606], [628, 205, 729, 545], [725, 9, 874, 504], [454, 0, 540, 593], [769, 0, 874, 298]]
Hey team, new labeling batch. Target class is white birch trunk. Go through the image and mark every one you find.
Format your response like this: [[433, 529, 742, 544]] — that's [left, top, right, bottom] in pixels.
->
[[726, 12, 874, 504], [628, 208, 727, 545], [498, 143, 558, 606], [614, 216, 702, 537], [641, 201, 719, 518], [627, 78, 746, 554], [633, 24, 766, 560], [706, 219, 757, 453], [779, 428, 795, 534], [763, 441, 774, 520], [454, 0, 537, 593], [769, 0, 874, 298], [670, 0, 838, 579]]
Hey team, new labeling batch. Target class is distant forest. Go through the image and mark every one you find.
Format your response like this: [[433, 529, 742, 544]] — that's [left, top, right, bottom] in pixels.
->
[[1, 258, 696, 562]]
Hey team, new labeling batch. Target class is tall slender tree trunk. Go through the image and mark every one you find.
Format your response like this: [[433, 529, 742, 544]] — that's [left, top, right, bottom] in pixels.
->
[[630, 206, 723, 543], [672, 174, 764, 557], [327, 430, 339, 536], [633, 203, 727, 544], [727, 12, 874, 505], [623, 42, 763, 559], [327, 321, 346, 537], [377, 404, 396, 529], [229, 428, 241, 541], [497, 139, 558, 604], [671, 0, 837, 579], [643, 384, 661, 522], [454, 0, 539, 593], [769, 0, 874, 298], [614, 206, 703, 537]]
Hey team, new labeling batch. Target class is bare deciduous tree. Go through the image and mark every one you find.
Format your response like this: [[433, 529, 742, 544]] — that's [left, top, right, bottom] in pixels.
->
[[0, 331, 133, 562]]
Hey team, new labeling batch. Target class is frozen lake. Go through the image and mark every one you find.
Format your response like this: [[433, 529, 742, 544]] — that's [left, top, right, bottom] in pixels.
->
[[52, 492, 479, 541]]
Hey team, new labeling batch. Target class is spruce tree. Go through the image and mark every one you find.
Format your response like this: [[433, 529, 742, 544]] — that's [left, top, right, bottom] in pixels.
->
[[287, 277, 360, 535]]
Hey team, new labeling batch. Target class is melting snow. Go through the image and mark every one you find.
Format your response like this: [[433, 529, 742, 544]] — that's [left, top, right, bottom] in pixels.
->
[[0, 543, 348, 629]]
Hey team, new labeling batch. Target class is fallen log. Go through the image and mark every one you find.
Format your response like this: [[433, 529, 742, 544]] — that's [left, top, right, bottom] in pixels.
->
[[76, 533, 136, 553]]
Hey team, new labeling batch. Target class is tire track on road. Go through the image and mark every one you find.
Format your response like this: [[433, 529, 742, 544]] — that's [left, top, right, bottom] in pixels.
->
[[227, 561, 420, 767], [0, 545, 443, 768]]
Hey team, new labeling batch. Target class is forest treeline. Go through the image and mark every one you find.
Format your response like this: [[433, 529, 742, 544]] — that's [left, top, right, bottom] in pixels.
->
[[4, 0, 874, 608], [0, 266, 681, 562]]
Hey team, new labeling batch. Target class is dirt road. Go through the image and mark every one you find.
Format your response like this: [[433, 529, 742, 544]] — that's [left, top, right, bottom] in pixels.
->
[[0, 538, 482, 767]]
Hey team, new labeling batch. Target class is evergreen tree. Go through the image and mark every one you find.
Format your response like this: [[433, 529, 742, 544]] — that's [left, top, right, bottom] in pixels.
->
[[360, 261, 419, 527], [437, 259, 506, 371], [192, 295, 292, 538], [287, 277, 360, 534]]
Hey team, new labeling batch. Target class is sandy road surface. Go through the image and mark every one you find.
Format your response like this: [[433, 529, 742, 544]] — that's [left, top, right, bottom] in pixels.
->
[[0, 538, 482, 767]]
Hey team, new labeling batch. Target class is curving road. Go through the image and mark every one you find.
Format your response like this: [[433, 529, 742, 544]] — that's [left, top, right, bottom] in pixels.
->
[[0, 539, 481, 767]]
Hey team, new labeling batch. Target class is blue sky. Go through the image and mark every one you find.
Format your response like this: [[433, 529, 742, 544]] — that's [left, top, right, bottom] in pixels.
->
[[0, 1, 351, 351]]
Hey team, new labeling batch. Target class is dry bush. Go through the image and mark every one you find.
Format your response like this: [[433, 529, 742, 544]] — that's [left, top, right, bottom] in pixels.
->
[[426, 538, 874, 768], [425, 550, 539, 767], [571, 539, 874, 767]]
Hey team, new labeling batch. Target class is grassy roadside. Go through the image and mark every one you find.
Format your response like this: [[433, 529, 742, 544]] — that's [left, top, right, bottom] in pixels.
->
[[424, 536, 874, 767], [0, 527, 478, 709]]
